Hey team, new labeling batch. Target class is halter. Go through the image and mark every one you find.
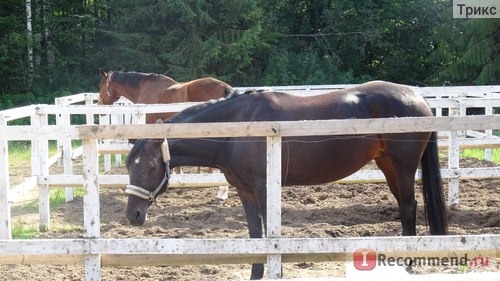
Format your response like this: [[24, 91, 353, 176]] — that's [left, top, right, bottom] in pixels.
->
[[105, 72, 114, 97], [125, 139, 171, 202], [98, 72, 115, 104]]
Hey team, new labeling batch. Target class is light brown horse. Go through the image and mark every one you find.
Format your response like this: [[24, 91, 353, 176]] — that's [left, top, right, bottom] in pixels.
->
[[98, 70, 232, 197], [98, 70, 233, 123]]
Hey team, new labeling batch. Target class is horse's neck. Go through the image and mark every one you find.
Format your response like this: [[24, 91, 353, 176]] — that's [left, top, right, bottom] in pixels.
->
[[114, 85, 140, 103], [140, 78, 177, 99], [170, 139, 223, 169], [154, 76, 177, 89]]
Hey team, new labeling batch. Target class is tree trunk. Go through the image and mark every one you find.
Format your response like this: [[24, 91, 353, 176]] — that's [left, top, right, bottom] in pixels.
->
[[42, 0, 54, 80], [26, 0, 33, 85]]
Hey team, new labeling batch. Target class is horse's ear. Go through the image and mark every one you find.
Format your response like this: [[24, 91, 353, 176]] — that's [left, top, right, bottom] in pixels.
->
[[155, 119, 163, 124], [99, 68, 107, 78]]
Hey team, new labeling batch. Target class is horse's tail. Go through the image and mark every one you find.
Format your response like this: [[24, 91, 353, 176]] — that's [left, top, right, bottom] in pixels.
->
[[421, 132, 448, 235]]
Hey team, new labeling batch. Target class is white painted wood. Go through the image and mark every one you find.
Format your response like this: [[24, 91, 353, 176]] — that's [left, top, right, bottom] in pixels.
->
[[37, 166, 499, 189], [8, 176, 37, 203], [0, 114, 11, 239], [99, 115, 111, 172], [85, 254, 100, 281], [2, 115, 498, 142], [0, 105, 37, 121], [55, 98, 75, 202], [95, 137, 500, 156], [485, 106, 493, 161], [82, 139, 100, 238], [32, 113, 50, 232], [266, 136, 282, 279], [448, 97, 462, 207], [82, 139, 101, 280], [74, 115, 500, 141], [0, 235, 497, 258], [85, 97, 94, 126], [426, 97, 500, 108]]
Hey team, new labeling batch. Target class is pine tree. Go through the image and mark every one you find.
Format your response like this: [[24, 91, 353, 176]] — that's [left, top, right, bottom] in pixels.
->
[[95, 0, 266, 84], [430, 18, 499, 85]]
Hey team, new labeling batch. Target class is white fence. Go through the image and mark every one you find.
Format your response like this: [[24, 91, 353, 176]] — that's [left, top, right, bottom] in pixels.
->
[[0, 85, 499, 280]]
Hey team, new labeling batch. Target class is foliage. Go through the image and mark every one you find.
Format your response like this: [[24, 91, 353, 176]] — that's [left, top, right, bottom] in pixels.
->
[[0, 0, 498, 109], [430, 18, 499, 85], [94, 0, 267, 85], [0, 0, 30, 94]]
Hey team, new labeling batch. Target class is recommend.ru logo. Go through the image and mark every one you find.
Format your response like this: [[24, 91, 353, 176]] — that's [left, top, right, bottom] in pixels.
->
[[352, 248, 492, 271]]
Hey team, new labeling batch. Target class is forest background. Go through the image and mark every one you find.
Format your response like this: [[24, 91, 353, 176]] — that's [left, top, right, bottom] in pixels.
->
[[1, 0, 498, 109]]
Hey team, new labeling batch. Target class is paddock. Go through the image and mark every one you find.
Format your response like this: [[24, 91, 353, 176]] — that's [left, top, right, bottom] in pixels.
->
[[0, 84, 499, 280]]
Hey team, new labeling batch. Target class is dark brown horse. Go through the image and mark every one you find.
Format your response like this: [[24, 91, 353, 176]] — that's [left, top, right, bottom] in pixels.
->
[[124, 81, 448, 279], [98, 70, 232, 123]]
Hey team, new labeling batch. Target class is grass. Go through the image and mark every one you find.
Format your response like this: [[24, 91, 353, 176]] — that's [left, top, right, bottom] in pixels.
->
[[460, 148, 500, 164], [8, 140, 60, 169], [11, 187, 85, 239], [11, 220, 38, 239]]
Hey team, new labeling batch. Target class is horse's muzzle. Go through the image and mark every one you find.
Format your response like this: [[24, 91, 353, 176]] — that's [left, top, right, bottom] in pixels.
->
[[127, 208, 147, 226], [125, 198, 149, 226]]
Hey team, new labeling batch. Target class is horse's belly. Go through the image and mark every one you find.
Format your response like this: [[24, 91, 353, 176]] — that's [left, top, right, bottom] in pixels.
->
[[283, 161, 369, 186], [282, 139, 378, 186]]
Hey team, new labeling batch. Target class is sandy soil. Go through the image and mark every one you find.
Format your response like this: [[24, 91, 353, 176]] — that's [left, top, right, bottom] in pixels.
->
[[2, 158, 499, 280]]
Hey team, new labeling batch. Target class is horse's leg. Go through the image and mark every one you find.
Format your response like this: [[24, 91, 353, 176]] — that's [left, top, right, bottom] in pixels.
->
[[375, 154, 417, 236], [374, 158, 400, 202], [236, 189, 264, 279]]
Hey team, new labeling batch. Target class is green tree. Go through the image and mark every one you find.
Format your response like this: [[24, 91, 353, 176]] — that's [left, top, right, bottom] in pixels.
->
[[260, 0, 447, 85], [429, 18, 499, 85], [0, 0, 30, 96], [94, 0, 267, 85]]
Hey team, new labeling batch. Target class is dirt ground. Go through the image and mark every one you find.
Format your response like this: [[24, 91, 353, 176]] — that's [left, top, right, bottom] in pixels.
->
[[2, 157, 499, 280]]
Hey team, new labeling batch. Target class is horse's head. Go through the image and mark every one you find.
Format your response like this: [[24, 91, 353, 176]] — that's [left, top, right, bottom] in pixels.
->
[[125, 139, 171, 226], [98, 69, 120, 105]]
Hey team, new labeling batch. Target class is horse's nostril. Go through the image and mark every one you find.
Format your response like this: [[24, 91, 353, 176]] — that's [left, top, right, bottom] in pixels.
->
[[134, 210, 141, 220]]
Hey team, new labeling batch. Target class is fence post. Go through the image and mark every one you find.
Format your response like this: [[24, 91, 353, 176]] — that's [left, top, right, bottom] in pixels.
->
[[110, 112, 123, 166], [0, 114, 11, 239], [32, 111, 50, 231], [266, 136, 282, 279], [55, 98, 75, 202], [82, 138, 101, 280], [447, 95, 463, 207], [98, 114, 112, 172], [484, 106, 493, 161]]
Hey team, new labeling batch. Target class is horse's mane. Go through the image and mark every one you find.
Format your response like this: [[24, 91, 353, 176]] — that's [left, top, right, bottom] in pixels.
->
[[166, 89, 264, 123], [111, 71, 176, 88]]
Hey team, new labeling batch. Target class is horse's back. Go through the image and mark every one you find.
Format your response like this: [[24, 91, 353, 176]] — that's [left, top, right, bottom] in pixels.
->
[[349, 81, 432, 118], [242, 81, 431, 121], [183, 76, 232, 101]]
